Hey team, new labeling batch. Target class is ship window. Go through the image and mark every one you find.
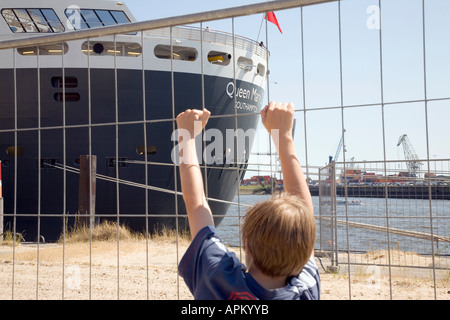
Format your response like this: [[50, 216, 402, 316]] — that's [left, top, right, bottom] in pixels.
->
[[41, 9, 65, 33], [38, 158, 59, 169], [54, 92, 80, 102], [136, 145, 157, 155], [106, 157, 129, 168], [17, 43, 68, 55], [51, 76, 78, 88], [256, 63, 266, 76], [65, 8, 130, 30], [237, 57, 254, 71], [80, 9, 103, 29], [13, 9, 39, 32], [110, 11, 130, 24], [2, 9, 24, 32], [26, 9, 50, 32], [95, 10, 116, 26], [1, 8, 64, 33], [65, 7, 88, 30], [154, 45, 198, 61], [208, 51, 231, 66], [81, 41, 142, 57], [6, 146, 24, 157]]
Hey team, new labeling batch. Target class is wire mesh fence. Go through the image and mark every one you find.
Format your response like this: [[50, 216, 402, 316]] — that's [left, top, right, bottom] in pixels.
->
[[0, 0, 449, 300], [315, 160, 450, 271]]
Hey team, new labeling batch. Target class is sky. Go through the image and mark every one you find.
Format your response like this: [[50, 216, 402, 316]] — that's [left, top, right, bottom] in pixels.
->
[[122, 0, 450, 178]]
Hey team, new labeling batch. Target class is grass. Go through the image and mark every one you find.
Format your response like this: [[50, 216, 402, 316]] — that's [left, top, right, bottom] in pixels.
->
[[1, 220, 191, 251], [0, 221, 192, 264], [60, 220, 139, 243], [60, 220, 191, 245], [0, 230, 24, 246]]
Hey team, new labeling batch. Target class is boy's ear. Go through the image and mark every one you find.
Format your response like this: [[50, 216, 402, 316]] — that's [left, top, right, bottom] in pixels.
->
[[244, 238, 250, 253], [243, 238, 253, 269]]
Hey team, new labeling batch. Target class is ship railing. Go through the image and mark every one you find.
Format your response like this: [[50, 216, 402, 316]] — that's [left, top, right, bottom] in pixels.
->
[[144, 26, 268, 60]]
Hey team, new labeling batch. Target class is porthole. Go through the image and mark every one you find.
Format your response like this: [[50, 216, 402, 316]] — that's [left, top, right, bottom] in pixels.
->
[[2, 159, 11, 168], [93, 43, 104, 54]]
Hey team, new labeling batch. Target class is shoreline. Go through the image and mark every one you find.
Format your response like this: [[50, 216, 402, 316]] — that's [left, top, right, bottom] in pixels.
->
[[237, 186, 279, 195], [240, 185, 450, 200]]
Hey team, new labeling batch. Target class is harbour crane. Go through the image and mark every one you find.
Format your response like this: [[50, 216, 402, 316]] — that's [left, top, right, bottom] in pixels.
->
[[397, 134, 422, 177], [329, 129, 346, 164]]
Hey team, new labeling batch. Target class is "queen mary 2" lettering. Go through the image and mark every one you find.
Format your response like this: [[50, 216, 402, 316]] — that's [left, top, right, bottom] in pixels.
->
[[226, 81, 263, 113]]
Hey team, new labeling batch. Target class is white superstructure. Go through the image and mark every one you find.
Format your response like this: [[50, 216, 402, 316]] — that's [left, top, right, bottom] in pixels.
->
[[0, 0, 268, 87]]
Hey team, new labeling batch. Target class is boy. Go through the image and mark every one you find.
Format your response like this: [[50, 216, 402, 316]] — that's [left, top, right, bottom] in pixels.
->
[[176, 101, 320, 300]]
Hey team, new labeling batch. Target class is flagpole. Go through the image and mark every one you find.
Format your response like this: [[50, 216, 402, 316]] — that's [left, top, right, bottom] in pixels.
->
[[257, 14, 264, 42], [264, 4, 275, 194], [257, 0, 269, 42]]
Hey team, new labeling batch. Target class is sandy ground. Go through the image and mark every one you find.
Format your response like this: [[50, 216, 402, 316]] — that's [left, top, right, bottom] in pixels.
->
[[0, 238, 449, 300]]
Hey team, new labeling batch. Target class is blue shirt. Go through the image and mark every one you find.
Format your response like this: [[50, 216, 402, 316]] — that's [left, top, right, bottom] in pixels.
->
[[178, 226, 320, 300]]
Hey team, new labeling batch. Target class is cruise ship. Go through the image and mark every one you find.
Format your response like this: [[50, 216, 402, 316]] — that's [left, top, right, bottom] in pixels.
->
[[0, 0, 268, 241]]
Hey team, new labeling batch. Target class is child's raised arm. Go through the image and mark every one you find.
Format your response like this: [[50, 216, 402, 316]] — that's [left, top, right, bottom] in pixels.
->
[[176, 109, 214, 238], [261, 101, 313, 214]]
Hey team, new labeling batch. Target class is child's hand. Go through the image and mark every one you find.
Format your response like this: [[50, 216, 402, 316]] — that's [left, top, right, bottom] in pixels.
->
[[176, 109, 211, 138], [261, 101, 295, 139]]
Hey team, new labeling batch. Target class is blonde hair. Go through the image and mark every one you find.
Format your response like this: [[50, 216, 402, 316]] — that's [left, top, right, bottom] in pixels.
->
[[241, 193, 316, 278]]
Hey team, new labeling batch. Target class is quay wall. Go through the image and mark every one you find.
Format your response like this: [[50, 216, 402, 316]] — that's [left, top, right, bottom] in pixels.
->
[[309, 185, 450, 200]]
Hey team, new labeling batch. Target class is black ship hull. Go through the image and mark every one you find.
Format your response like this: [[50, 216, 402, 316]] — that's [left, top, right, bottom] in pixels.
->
[[0, 67, 264, 241]]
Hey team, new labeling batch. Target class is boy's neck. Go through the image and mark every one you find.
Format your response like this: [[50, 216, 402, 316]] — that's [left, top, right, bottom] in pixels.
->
[[248, 267, 287, 290]]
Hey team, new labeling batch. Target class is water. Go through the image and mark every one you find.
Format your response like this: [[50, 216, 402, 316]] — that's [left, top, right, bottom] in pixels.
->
[[216, 194, 450, 256]]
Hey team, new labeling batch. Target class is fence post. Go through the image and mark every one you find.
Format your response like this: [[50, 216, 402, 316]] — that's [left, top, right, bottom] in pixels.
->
[[318, 162, 339, 273], [0, 160, 2, 242], [77, 155, 97, 228], [330, 161, 337, 268]]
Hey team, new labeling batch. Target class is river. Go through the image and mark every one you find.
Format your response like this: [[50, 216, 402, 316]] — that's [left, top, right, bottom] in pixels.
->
[[216, 195, 450, 256]]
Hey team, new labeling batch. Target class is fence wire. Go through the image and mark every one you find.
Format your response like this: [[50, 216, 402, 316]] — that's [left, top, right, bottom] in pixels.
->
[[0, 0, 449, 300]]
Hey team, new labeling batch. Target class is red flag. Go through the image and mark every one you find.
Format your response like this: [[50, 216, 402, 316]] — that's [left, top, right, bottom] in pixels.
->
[[265, 11, 282, 34]]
